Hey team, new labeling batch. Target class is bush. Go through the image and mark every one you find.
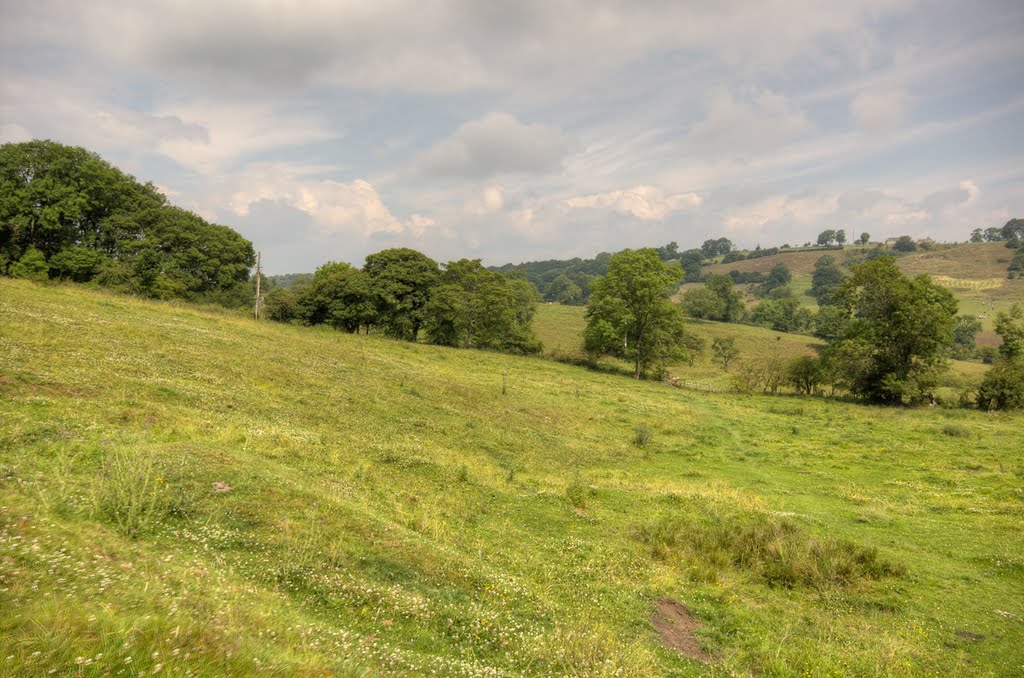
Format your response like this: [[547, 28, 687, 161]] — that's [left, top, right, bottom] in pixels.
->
[[941, 424, 971, 438], [92, 449, 195, 538], [633, 424, 653, 448], [637, 511, 904, 589], [977, 357, 1024, 411], [9, 247, 49, 282]]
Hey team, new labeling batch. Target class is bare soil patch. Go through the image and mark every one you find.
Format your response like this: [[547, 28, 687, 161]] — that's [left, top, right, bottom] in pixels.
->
[[652, 598, 711, 662]]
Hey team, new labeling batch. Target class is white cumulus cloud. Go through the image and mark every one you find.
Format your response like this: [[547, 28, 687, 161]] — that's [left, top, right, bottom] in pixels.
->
[[566, 186, 702, 220]]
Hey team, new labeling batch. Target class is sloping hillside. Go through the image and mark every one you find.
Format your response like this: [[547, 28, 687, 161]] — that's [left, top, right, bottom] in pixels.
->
[[1, 279, 1022, 676]]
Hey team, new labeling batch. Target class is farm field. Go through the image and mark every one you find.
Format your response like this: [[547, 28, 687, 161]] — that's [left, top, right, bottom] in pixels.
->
[[1, 278, 1023, 676]]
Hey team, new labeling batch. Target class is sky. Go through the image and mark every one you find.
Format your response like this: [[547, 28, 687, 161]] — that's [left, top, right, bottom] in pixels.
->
[[2, 1, 1023, 274]]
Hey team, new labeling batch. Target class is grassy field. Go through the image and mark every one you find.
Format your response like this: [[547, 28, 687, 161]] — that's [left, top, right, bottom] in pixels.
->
[[700, 243, 1024, 344], [2, 278, 1023, 677]]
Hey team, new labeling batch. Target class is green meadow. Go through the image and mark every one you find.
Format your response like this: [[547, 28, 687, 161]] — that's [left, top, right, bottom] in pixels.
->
[[1, 278, 1023, 676]]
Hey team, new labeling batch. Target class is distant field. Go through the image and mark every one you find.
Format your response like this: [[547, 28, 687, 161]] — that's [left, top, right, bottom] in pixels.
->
[[535, 303, 988, 392], [2, 279, 1023, 676]]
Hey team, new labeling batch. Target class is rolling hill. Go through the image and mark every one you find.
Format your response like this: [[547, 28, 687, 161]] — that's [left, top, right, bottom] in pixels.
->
[[2, 278, 1022, 676]]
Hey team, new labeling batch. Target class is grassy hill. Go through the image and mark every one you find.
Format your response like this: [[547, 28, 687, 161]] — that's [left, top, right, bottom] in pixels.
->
[[2, 279, 1023, 676], [702, 243, 1024, 344]]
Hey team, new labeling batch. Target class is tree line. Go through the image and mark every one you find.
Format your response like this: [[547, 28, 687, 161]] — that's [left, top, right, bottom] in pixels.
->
[[585, 248, 1022, 408], [263, 248, 542, 354], [1, 141, 255, 305]]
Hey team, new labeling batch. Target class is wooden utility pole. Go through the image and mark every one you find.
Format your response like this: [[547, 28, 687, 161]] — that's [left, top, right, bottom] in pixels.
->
[[254, 251, 262, 321]]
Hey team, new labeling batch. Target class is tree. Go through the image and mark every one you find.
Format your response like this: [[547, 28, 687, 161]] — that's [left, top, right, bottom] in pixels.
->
[[678, 249, 706, 283], [758, 263, 792, 297], [681, 287, 725, 320], [892, 235, 916, 252], [680, 331, 706, 366], [984, 227, 1003, 242], [809, 255, 843, 305], [951, 315, 982, 360], [817, 229, 836, 246], [977, 304, 1024, 410], [813, 304, 851, 342], [711, 336, 739, 370], [858, 232, 870, 245], [994, 304, 1024, 359], [363, 248, 440, 341], [705, 274, 744, 322], [1002, 218, 1024, 242], [835, 229, 847, 246], [297, 262, 375, 333], [582, 248, 685, 379], [751, 295, 813, 333], [1009, 248, 1024, 279], [423, 259, 540, 354], [970, 228, 985, 243], [787, 355, 824, 395], [827, 257, 957, 404], [9, 246, 48, 282]]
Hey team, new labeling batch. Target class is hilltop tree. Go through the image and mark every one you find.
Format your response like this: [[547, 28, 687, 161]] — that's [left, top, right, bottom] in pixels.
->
[[970, 228, 985, 243], [363, 248, 440, 341], [835, 229, 847, 246], [892, 236, 916, 252], [817, 229, 837, 246], [1003, 218, 1024, 241], [858, 232, 870, 245], [826, 257, 957, 404], [583, 248, 685, 379]]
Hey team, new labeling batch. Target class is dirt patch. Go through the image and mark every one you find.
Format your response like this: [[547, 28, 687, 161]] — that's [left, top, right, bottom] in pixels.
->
[[652, 598, 711, 662]]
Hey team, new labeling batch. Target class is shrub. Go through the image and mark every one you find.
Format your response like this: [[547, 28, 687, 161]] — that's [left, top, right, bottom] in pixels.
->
[[633, 424, 653, 448], [566, 474, 589, 509], [637, 512, 904, 589], [941, 424, 971, 438], [92, 449, 195, 538], [9, 247, 49, 282], [977, 357, 1024, 411]]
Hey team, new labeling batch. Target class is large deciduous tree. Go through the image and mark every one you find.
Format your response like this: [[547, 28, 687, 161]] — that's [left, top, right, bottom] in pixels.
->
[[363, 248, 440, 341], [825, 257, 957, 404], [583, 248, 685, 379]]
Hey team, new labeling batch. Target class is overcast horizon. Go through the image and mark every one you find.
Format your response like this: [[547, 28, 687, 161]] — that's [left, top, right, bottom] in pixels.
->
[[3, 1, 1023, 273]]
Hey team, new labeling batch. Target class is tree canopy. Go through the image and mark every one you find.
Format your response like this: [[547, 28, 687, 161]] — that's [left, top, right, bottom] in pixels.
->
[[825, 257, 957, 404], [583, 248, 686, 379], [1, 140, 254, 303]]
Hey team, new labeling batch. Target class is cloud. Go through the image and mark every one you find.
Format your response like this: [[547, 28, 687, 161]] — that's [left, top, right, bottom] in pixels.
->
[[412, 113, 575, 179], [566, 186, 702, 220], [464, 185, 505, 216], [850, 88, 912, 132], [723, 192, 839, 236], [226, 163, 432, 239], [154, 102, 337, 175], [0, 123, 32, 144], [688, 90, 812, 155]]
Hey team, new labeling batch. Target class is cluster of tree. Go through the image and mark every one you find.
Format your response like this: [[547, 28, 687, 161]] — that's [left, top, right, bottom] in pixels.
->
[[491, 253, 611, 305], [817, 229, 870, 246], [970, 219, 1023, 244], [265, 248, 542, 355], [0, 141, 255, 305]]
